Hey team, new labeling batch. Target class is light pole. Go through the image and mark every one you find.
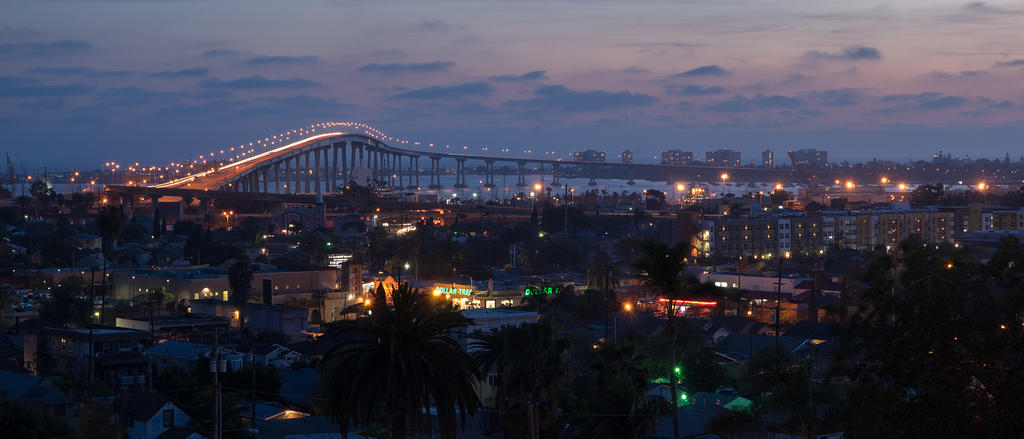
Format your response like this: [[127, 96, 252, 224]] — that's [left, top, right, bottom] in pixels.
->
[[457, 274, 474, 290], [720, 173, 729, 196]]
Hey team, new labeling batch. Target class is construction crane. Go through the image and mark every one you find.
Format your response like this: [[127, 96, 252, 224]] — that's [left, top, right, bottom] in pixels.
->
[[786, 150, 819, 189]]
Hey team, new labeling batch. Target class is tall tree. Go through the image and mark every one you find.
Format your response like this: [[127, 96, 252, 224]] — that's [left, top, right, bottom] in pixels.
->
[[472, 321, 570, 438], [77, 401, 122, 439], [0, 399, 73, 439], [38, 275, 91, 327], [566, 341, 664, 439], [228, 256, 253, 333], [318, 283, 481, 439], [633, 240, 689, 439], [839, 236, 1024, 438]]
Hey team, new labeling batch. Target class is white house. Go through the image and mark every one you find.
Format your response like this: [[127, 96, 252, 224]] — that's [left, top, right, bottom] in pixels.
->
[[118, 393, 204, 439], [260, 343, 303, 368]]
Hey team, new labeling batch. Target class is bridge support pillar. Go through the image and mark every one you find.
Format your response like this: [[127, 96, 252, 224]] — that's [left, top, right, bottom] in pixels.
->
[[199, 198, 210, 227], [551, 164, 561, 186], [588, 176, 597, 186], [387, 151, 393, 187], [395, 154, 403, 189], [314, 147, 322, 194], [413, 156, 420, 188], [484, 160, 495, 188], [428, 157, 441, 189], [374, 147, 380, 185], [516, 162, 527, 187], [291, 156, 299, 194], [454, 159, 467, 188], [274, 163, 281, 193], [343, 141, 351, 187], [302, 151, 310, 193], [331, 144, 339, 192], [357, 144, 364, 180]]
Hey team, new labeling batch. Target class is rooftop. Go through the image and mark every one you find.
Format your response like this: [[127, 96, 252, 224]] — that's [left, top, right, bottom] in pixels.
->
[[460, 308, 540, 320]]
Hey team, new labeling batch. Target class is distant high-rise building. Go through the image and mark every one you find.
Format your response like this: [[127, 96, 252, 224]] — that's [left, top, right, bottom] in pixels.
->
[[661, 149, 694, 166], [788, 148, 828, 168], [761, 149, 774, 168], [573, 150, 606, 162], [706, 149, 741, 167], [621, 150, 633, 164]]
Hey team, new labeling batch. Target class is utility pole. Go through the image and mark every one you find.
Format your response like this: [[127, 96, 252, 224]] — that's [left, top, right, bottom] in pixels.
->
[[251, 352, 257, 438], [776, 251, 783, 348], [211, 329, 224, 439], [563, 184, 569, 237], [89, 267, 95, 383], [211, 344, 219, 439]]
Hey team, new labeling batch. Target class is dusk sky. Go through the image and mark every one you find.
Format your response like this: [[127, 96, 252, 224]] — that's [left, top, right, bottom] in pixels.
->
[[3, 0, 1024, 168]]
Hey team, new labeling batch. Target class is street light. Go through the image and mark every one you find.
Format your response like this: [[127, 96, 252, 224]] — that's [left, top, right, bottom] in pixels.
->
[[720, 173, 729, 196]]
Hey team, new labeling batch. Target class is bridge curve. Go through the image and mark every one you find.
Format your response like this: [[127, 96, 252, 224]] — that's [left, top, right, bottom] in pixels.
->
[[152, 132, 819, 194]]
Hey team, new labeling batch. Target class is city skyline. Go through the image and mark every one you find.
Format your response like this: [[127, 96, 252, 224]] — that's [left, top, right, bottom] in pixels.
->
[[3, 0, 1024, 168]]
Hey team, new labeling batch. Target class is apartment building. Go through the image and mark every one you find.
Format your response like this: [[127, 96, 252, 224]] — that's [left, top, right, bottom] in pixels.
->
[[698, 209, 952, 257]]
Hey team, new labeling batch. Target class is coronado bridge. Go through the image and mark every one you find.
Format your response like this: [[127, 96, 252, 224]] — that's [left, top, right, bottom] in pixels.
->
[[123, 132, 827, 198]]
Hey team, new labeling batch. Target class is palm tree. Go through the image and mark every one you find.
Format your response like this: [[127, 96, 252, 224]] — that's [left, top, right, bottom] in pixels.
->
[[568, 341, 665, 439], [471, 321, 570, 438], [318, 283, 481, 439], [97, 205, 124, 325], [633, 240, 689, 439], [228, 256, 253, 333]]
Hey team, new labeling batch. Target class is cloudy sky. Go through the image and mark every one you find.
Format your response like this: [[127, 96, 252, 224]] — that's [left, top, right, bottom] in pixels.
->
[[2, 0, 1024, 168]]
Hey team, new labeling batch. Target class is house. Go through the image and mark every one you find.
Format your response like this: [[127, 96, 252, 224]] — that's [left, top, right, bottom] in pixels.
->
[[23, 325, 150, 389], [332, 214, 370, 236], [241, 402, 308, 422], [0, 369, 75, 420], [253, 416, 345, 439], [116, 314, 229, 345], [714, 333, 808, 362], [72, 233, 101, 250], [146, 340, 246, 372], [259, 344, 305, 369], [118, 393, 204, 439], [783, 320, 836, 343], [269, 205, 326, 234], [458, 308, 540, 346], [704, 316, 765, 344]]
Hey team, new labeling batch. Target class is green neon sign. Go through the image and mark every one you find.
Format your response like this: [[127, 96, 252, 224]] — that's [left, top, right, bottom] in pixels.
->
[[523, 285, 561, 296]]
